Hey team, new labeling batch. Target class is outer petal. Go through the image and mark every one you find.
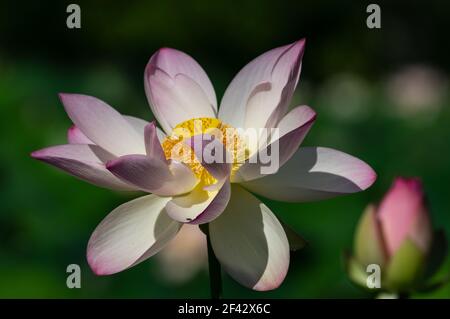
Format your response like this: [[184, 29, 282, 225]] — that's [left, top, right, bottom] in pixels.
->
[[209, 185, 289, 291], [354, 204, 387, 267], [68, 117, 165, 144], [60, 93, 146, 156], [31, 144, 135, 190], [106, 155, 198, 196], [123, 116, 166, 142], [232, 105, 316, 182], [241, 147, 376, 202], [87, 195, 180, 275], [123, 115, 149, 137], [145, 48, 217, 134], [219, 40, 305, 129]]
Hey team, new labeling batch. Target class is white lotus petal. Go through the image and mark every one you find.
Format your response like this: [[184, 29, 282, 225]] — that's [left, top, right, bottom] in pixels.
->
[[219, 40, 305, 129], [87, 195, 180, 275], [165, 181, 231, 224], [209, 185, 289, 291], [60, 93, 145, 156], [145, 49, 217, 134], [106, 155, 198, 196], [241, 147, 377, 202], [31, 144, 135, 191]]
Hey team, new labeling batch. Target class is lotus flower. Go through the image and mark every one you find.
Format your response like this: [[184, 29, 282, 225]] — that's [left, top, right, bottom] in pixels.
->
[[32, 40, 376, 291], [348, 177, 448, 294]]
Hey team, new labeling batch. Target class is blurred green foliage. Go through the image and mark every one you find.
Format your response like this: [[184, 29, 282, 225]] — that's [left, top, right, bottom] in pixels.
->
[[0, 0, 449, 298]]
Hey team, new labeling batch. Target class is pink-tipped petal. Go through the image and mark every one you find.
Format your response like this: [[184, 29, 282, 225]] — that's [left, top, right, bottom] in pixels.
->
[[241, 147, 377, 202], [106, 155, 198, 196], [87, 195, 180, 275], [145, 49, 217, 134], [60, 93, 146, 156], [232, 105, 316, 182], [378, 177, 432, 256], [209, 185, 289, 291], [67, 125, 93, 144], [147, 47, 217, 109], [219, 39, 305, 129], [144, 122, 167, 162], [31, 144, 135, 190]]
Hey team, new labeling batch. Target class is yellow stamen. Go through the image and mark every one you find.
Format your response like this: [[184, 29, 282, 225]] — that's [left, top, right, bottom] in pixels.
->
[[161, 117, 249, 186]]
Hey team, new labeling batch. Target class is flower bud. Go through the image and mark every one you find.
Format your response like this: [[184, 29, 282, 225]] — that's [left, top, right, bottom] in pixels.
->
[[378, 178, 432, 257], [347, 177, 447, 294]]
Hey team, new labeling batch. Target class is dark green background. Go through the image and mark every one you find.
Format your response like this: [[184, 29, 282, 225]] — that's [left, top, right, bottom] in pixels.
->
[[0, 0, 449, 298]]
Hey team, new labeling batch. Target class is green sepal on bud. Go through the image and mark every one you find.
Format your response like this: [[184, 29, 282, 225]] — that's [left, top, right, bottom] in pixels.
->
[[384, 238, 425, 292]]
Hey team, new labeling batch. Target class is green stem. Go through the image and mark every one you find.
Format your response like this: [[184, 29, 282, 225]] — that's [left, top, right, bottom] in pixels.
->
[[205, 224, 222, 299]]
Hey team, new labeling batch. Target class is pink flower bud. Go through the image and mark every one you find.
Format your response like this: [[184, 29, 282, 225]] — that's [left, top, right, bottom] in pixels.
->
[[350, 177, 441, 292], [378, 177, 432, 257]]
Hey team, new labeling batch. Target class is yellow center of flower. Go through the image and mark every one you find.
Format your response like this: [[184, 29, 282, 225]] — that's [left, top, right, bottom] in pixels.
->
[[161, 118, 249, 186]]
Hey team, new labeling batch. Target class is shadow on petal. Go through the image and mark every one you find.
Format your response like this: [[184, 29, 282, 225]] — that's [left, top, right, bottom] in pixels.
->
[[241, 146, 376, 202], [209, 185, 289, 291]]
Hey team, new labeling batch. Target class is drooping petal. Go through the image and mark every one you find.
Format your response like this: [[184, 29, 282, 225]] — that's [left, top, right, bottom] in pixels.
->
[[145, 48, 217, 134], [31, 144, 135, 190], [241, 147, 377, 202], [60, 93, 146, 156], [209, 185, 289, 291], [232, 105, 316, 182], [106, 155, 198, 196], [67, 125, 93, 144], [219, 40, 305, 129], [87, 195, 180, 275]]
